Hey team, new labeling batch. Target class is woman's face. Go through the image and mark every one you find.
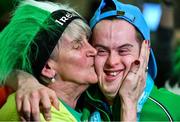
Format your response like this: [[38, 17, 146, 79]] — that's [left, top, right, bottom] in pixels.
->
[[53, 33, 98, 85]]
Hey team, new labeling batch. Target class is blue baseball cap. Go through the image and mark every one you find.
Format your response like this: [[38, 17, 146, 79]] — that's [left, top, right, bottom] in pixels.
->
[[90, 0, 157, 79]]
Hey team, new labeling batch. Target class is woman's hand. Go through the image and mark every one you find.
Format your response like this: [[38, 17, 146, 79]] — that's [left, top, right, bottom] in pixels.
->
[[118, 40, 150, 121], [6, 70, 59, 121]]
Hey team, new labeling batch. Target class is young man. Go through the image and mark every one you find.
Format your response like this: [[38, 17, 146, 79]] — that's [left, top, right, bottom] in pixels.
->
[[80, 0, 180, 121]]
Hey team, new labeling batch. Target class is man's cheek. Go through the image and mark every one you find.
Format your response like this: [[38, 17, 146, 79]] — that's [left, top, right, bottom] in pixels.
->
[[94, 61, 103, 74]]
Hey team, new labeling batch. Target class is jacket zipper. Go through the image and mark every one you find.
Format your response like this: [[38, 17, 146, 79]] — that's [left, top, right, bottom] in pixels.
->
[[86, 91, 111, 121]]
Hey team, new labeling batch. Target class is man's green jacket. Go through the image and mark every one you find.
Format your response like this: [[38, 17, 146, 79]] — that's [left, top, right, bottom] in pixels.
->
[[78, 84, 180, 121]]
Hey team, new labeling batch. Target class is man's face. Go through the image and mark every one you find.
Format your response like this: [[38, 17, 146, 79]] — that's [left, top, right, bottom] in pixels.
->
[[92, 19, 141, 99]]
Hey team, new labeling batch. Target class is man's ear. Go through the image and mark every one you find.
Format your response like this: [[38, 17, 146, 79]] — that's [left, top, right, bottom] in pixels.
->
[[41, 59, 56, 78]]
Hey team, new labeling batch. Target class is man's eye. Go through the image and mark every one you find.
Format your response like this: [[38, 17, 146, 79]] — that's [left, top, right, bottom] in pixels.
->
[[97, 49, 108, 56], [118, 49, 129, 55]]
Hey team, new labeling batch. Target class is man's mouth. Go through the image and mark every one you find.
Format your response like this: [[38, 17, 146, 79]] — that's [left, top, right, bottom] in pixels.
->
[[104, 70, 122, 82], [105, 71, 119, 76]]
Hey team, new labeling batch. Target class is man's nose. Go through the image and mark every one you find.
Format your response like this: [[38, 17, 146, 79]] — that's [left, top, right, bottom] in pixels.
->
[[106, 52, 120, 67]]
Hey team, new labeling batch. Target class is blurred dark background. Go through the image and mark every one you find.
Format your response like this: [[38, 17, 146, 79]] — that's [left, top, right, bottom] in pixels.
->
[[2, 0, 180, 29], [0, 0, 180, 94]]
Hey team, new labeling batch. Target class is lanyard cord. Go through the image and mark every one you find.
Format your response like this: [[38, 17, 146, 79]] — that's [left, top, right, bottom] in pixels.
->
[[148, 96, 173, 122]]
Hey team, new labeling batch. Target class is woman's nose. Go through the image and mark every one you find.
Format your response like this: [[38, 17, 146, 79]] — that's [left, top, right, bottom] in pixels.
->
[[86, 44, 97, 57]]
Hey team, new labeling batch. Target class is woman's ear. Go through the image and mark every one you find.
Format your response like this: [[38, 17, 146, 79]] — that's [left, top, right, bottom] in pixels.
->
[[41, 59, 56, 78]]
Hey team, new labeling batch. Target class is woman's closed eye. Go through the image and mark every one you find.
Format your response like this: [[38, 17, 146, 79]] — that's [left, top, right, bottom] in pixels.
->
[[72, 40, 83, 49]]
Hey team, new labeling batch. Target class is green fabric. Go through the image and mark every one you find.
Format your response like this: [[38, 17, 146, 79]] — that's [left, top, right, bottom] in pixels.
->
[[0, 3, 51, 84], [0, 93, 19, 121], [0, 93, 81, 122], [140, 86, 180, 121], [60, 99, 82, 122], [80, 84, 112, 121], [173, 47, 180, 83], [81, 107, 91, 121], [80, 85, 180, 121]]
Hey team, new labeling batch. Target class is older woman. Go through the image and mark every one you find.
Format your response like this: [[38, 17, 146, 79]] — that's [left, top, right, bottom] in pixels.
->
[[0, 0, 97, 121]]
